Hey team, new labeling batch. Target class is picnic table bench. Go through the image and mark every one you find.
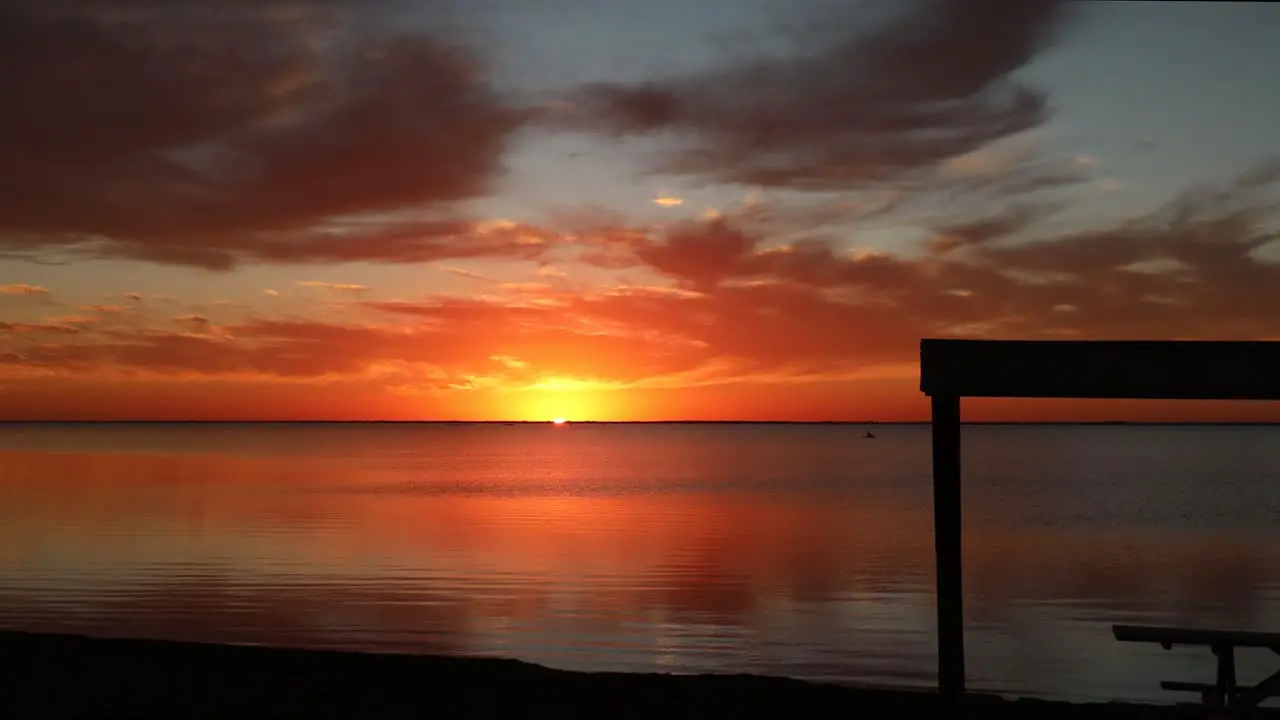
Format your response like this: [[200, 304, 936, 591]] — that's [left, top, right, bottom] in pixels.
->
[[1113, 624, 1280, 713]]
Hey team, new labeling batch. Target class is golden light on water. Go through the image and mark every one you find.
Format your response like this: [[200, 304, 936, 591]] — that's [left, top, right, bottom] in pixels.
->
[[553, 417, 567, 425]]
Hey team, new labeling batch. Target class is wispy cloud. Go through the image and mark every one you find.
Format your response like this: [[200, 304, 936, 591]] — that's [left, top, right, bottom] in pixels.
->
[[439, 266, 498, 284], [296, 281, 370, 293], [0, 284, 48, 296]]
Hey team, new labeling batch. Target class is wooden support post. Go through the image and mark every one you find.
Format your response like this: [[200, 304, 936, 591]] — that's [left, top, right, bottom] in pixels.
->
[[931, 393, 965, 708]]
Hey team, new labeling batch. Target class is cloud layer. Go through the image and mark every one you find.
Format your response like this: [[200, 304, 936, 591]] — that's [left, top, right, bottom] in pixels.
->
[[2, 0, 1279, 419], [4, 162, 1277, 408]]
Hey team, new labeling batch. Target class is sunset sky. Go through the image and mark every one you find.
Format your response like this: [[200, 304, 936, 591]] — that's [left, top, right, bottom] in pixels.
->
[[2, 0, 1279, 422]]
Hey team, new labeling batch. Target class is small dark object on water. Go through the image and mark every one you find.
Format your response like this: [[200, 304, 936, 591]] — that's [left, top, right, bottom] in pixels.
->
[[864, 431, 876, 439]]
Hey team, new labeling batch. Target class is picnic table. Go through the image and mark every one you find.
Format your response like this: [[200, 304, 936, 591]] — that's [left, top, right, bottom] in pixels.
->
[[1113, 624, 1280, 713]]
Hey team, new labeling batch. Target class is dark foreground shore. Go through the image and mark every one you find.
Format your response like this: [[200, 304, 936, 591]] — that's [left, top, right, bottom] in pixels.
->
[[0, 630, 1268, 718]]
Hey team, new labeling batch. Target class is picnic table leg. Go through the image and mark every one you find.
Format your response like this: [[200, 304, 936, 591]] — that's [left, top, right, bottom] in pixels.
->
[[1232, 645, 1280, 711], [1234, 668, 1280, 711], [1212, 644, 1236, 708]]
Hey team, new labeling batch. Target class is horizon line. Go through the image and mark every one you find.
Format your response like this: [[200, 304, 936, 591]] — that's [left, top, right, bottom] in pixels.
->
[[2, 420, 1280, 426]]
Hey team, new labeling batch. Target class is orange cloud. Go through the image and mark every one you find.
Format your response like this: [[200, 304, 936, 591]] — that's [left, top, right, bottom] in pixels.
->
[[0, 284, 48, 296], [2, 159, 1279, 420], [297, 282, 370, 294], [0, 321, 84, 335]]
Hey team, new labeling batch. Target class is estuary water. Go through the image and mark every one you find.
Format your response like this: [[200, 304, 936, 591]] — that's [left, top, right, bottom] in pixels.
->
[[1, 422, 1278, 704]]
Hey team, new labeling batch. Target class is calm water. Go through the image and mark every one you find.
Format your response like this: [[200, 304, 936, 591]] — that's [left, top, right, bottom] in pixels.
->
[[2, 423, 1279, 704]]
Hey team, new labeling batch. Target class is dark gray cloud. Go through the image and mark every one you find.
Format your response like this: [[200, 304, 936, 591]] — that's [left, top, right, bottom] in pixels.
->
[[0, 0, 530, 269], [562, 0, 1071, 190]]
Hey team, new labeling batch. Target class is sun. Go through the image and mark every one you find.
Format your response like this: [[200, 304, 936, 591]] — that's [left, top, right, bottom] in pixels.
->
[[552, 417, 567, 425]]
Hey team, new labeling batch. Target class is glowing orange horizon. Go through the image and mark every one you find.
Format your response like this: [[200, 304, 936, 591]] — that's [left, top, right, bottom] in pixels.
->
[[1, 371, 1280, 423], [1, 1, 1279, 427]]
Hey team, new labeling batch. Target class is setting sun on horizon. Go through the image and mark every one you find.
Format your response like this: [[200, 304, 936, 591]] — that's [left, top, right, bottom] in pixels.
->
[[1, 1, 1279, 423]]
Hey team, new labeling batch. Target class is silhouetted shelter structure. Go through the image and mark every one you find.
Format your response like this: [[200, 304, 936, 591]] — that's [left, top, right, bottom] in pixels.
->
[[918, 339, 1280, 712]]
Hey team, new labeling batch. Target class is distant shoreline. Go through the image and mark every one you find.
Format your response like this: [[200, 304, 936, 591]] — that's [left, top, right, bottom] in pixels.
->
[[2, 420, 1280, 426]]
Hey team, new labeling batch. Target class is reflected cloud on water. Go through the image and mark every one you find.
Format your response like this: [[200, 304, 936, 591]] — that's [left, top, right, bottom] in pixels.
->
[[2, 425, 1279, 703]]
